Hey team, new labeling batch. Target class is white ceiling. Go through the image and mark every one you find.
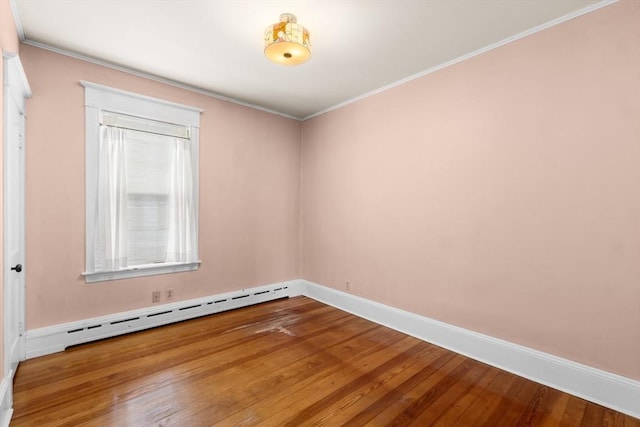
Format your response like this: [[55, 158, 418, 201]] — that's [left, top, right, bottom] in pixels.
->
[[13, 0, 605, 120]]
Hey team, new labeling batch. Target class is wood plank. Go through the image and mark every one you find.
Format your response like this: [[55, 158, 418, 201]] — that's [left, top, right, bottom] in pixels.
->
[[174, 321, 411, 425], [431, 364, 501, 426], [12, 296, 639, 426], [299, 344, 446, 426], [582, 402, 606, 427], [453, 369, 523, 424], [341, 351, 460, 425], [272, 341, 440, 426], [407, 361, 492, 425], [387, 357, 476, 426], [529, 387, 575, 426], [562, 393, 589, 426]]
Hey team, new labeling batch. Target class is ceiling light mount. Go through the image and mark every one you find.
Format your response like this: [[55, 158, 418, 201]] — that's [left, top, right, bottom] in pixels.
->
[[264, 13, 311, 66]]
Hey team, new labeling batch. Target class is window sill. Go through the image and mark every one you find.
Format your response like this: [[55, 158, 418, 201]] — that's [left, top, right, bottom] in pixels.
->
[[83, 261, 201, 283]]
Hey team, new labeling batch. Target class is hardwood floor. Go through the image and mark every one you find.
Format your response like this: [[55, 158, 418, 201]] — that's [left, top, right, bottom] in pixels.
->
[[12, 296, 639, 426]]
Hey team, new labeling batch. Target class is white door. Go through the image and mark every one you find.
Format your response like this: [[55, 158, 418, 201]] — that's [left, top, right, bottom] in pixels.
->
[[3, 54, 30, 383]]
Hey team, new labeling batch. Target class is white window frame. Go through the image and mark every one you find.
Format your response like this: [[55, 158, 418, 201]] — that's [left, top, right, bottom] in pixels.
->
[[82, 81, 203, 283]]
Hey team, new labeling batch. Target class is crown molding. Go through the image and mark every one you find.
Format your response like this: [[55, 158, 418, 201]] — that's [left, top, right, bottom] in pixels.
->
[[303, 0, 619, 121], [8, 0, 26, 42], [13, 0, 619, 122], [21, 39, 303, 121]]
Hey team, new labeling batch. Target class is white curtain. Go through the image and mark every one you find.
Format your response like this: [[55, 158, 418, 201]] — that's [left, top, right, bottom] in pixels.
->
[[95, 125, 128, 271], [165, 138, 196, 263]]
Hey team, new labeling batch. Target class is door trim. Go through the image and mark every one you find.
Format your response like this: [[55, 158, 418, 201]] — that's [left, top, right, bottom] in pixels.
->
[[1, 52, 31, 426]]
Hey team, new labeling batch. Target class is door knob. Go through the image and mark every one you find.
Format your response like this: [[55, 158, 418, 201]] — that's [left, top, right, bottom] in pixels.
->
[[11, 264, 22, 273]]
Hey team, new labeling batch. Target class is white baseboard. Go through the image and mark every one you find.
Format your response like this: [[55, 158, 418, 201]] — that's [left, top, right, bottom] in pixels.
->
[[300, 280, 640, 419], [23, 278, 639, 419], [0, 377, 13, 427], [26, 280, 302, 359]]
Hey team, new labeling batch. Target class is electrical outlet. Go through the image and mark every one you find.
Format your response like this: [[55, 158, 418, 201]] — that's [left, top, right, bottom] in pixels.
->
[[345, 281, 351, 291], [166, 288, 174, 301], [152, 291, 161, 303]]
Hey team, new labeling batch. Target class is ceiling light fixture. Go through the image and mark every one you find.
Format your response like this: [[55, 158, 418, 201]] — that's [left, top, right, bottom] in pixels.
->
[[264, 13, 311, 66]]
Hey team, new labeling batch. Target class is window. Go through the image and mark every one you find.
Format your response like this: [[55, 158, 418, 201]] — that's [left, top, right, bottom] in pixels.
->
[[83, 82, 202, 283]]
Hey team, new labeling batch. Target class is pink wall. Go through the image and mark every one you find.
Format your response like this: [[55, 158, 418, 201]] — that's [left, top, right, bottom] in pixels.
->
[[0, 0, 21, 380], [301, 0, 640, 380], [15, 0, 640, 384], [21, 44, 301, 329], [0, 0, 19, 53]]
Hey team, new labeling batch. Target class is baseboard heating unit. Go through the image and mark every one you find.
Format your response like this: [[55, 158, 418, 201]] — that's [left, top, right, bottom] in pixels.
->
[[26, 280, 302, 359]]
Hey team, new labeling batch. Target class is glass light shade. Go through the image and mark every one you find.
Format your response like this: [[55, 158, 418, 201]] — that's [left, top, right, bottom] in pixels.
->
[[264, 13, 311, 66]]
